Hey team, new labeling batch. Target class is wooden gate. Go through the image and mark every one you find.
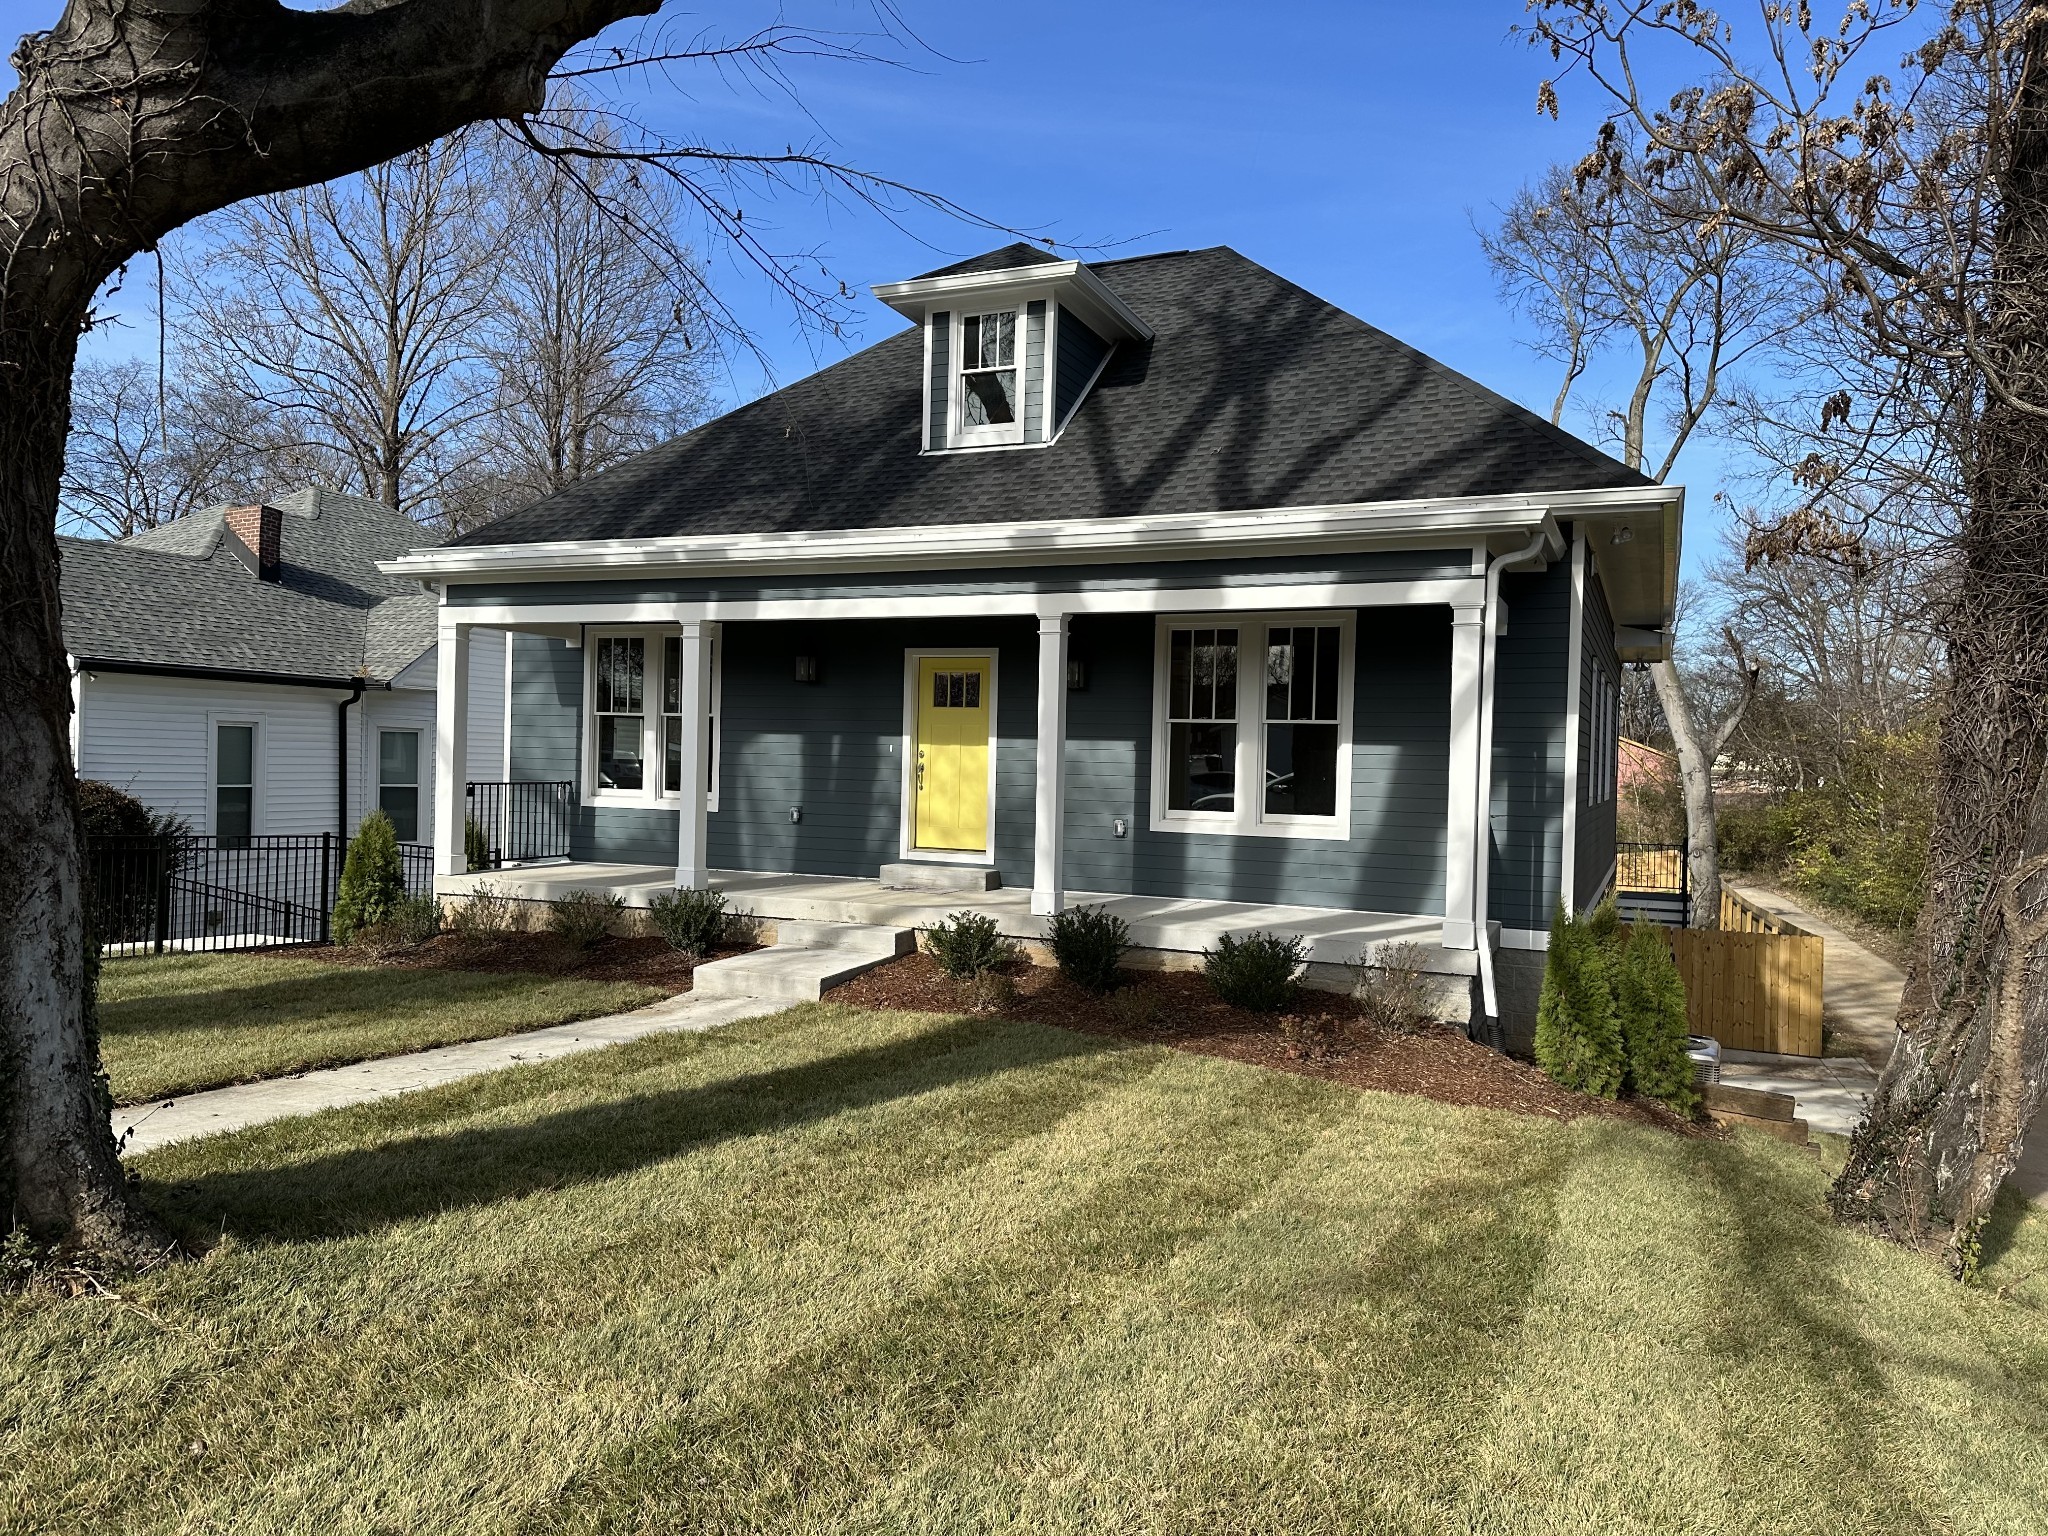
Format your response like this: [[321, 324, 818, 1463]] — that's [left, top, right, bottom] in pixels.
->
[[1664, 925, 1825, 1057]]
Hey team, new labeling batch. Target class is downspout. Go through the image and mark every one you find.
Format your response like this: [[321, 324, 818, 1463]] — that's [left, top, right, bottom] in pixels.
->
[[1473, 526, 1554, 1043], [338, 679, 366, 838]]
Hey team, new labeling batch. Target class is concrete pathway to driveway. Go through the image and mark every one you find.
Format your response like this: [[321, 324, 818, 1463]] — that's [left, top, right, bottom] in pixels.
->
[[114, 992, 787, 1157], [1725, 881, 2048, 1202]]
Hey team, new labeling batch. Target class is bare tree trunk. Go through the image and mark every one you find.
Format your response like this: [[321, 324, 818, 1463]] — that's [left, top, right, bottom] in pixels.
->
[[1650, 658, 1726, 928], [1833, 13, 2048, 1253], [1, 0, 654, 1260]]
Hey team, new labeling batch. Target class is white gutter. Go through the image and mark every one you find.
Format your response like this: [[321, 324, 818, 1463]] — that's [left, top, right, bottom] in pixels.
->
[[380, 485, 1673, 584], [1473, 526, 1554, 1033]]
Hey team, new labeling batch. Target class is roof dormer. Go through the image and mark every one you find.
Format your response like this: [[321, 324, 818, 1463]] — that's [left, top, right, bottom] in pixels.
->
[[873, 249, 1152, 453]]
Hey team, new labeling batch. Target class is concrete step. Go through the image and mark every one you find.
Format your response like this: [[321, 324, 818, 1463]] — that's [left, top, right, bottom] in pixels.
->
[[878, 861, 1000, 894], [773, 919, 916, 955], [692, 922, 912, 1002]]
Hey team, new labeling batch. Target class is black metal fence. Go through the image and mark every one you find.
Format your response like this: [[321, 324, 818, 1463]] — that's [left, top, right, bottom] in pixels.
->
[[1616, 840, 1689, 927], [464, 780, 574, 869], [86, 832, 438, 955]]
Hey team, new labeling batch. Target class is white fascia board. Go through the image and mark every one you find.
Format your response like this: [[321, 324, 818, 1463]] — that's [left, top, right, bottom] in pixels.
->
[[872, 261, 1153, 341], [378, 490, 1676, 587]]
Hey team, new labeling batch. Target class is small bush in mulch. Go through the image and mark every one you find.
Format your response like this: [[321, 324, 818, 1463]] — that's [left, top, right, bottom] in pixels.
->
[[647, 887, 729, 957], [550, 889, 625, 950], [382, 892, 443, 948], [1204, 930, 1308, 1012], [922, 911, 1017, 978], [1045, 904, 1132, 993], [1351, 940, 1438, 1033], [447, 882, 516, 941]]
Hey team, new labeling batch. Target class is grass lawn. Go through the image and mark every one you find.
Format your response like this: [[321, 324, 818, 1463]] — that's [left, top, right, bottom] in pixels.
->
[[9, 1004, 2048, 1534], [96, 952, 662, 1103]]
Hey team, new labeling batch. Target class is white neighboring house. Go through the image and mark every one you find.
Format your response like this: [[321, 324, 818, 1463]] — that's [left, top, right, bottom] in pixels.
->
[[60, 488, 505, 852]]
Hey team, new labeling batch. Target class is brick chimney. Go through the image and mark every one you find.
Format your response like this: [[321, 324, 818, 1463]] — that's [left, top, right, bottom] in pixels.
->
[[222, 503, 283, 582]]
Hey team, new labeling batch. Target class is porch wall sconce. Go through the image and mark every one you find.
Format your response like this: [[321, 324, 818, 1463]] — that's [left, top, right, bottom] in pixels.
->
[[794, 654, 820, 684], [1066, 658, 1087, 691]]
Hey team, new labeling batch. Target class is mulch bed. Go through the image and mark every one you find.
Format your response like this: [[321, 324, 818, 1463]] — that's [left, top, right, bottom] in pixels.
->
[[829, 952, 1707, 1135], [307, 931, 754, 995]]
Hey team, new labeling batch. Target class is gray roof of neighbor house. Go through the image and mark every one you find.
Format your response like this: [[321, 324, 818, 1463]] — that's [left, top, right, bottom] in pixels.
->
[[60, 487, 440, 685], [451, 244, 1650, 548]]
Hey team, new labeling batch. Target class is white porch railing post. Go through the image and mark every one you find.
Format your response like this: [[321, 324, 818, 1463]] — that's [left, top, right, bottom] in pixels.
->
[[1443, 603, 1484, 949], [674, 620, 713, 890], [1031, 613, 1070, 916], [434, 617, 471, 878]]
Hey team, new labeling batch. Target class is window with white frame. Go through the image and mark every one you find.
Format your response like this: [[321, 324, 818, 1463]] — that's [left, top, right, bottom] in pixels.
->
[[586, 629, 720, 807], [1153, 615, 1353, 838], [378, 729, 421, 842], [215, 721, 256, 844], [954, 309, 1021, 446], [1587, 654, 1617, 805]]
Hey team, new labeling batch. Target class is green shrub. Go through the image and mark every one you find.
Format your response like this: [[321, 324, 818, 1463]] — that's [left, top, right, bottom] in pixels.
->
[[1611, 920, 1699, 1116], [1045, 904, 1131, 993], [648, 886, 729, 956], [964, 970, 1017, 1013], [333, 810, 407, 945], [464, 817, 492, 871], [1533, 903, 1624, 1098], [447, 882, 515, 940], [383, 893, 443, 948], [1204, 930, 1307, 1012], [922, 911, 1016, 978], [76, 780, 154, 839], [549, 888, 624, 949], [1105, 985, 1164, 1031]]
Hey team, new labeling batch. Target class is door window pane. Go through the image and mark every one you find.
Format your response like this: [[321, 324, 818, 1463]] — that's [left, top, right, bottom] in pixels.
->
[[216, 723, 254, 843], [378, 729, 420, 842]]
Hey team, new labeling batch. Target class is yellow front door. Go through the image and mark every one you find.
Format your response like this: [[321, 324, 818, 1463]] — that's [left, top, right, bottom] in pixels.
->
[[913, 656, 992, 853]]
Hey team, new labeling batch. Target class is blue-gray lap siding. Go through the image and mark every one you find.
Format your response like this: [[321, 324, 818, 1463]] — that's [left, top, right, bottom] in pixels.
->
[[1489, 558, 1575, 935], [1054, 308, 1110, 426], [926, 311, 950, 450], [495, 553, 1574, 922], [1574, 567, 1620, 910]]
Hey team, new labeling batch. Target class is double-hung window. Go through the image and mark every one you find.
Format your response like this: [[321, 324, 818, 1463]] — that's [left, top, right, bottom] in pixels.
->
[[586, 628, 720, 808], [1586, 654, 1617, 805], [954, 309, 1021, 446], [378, 729, 421, 842], [1153, 614, 1353, 839], [215, 722, 256, 845]]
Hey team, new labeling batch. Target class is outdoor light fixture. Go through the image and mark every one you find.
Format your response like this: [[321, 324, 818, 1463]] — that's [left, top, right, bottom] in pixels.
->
[[1611, 525, 1635, 545], [794, 654, 819, 684], [1066, 658, 1087, 691]]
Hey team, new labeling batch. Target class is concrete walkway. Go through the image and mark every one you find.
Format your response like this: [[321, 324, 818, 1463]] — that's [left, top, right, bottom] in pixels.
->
[[114, 992, 787, 1157]]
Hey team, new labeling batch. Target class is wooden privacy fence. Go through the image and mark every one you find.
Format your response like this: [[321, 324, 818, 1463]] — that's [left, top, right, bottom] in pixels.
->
[[1665, 903, 1825, 1057]]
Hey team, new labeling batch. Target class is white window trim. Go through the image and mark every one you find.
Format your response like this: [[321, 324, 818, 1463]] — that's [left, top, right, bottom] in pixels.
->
[[1148, 611, 1354, 842], [207, 715, 263, 839], [377, 727, 423, 843], [580, 624, 722, 812], [950, 302, 1032, 449], [898, 647, 1000, 865]]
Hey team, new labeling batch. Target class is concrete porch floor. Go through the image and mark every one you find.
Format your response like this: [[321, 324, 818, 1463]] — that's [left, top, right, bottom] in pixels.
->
[[439, 863, 1473, 979]]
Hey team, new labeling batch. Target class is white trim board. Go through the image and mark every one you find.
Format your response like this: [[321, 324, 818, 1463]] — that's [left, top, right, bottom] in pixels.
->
[[447, 577, 1485, 631], [1560, 528, 1587, 909]]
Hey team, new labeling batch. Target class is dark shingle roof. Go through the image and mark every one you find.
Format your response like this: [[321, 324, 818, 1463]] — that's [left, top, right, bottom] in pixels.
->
[[913, 241, 1070, 279], [61, 487, 440, 683], [453, 246, 1647, 549]]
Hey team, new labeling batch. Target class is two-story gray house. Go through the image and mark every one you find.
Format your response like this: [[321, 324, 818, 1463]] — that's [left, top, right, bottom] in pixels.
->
[[385, 245, 1679, 1038]]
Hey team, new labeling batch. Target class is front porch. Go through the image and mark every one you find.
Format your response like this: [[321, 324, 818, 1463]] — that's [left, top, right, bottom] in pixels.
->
[[438, 863, 1482, 992]]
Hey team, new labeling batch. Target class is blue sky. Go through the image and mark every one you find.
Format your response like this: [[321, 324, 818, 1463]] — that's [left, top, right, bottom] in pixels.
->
[[8, 1, 1733, 578]]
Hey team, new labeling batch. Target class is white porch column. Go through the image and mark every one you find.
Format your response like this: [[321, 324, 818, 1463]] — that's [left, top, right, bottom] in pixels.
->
[[433, 617, 472, 877], [674, 619, 714, 890], [1031, 613, 1070, 916], [1443, 602, 1484, 949]]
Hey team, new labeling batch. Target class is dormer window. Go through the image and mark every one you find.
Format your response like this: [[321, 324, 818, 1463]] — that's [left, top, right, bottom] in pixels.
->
[[958, 311, 1020, 442]]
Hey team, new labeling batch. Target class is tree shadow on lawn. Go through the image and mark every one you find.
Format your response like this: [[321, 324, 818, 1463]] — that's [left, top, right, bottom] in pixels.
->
[[147, 1013, 1128, 1247], [100, 969, 606, 1041]]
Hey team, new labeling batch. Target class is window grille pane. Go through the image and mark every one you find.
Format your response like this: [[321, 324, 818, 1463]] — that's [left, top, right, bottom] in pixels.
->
[[217, 723, 253, 786], [965, 672, 980, 708], [949, 672, 965, 707], [378, 729, 417, 786], [663, 636, 681, 713], [1168, 723, 1236, 812], [597, 715, 643, 791], [1266, 628, 1295, 720], [1265, 723, 1340, 817], [1313, 627, 1341, 720]]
